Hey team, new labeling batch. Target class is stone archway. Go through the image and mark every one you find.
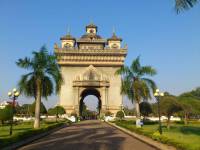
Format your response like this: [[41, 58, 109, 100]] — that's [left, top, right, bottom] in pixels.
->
[[79, 88, 101, 118], [73, 65, 109, 116]]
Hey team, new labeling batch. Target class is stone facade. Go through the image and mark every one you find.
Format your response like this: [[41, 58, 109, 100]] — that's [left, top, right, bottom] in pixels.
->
[[54, 23, 127, 116]]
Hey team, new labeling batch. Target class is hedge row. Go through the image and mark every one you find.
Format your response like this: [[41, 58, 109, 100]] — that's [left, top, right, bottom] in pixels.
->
[[115, 121, 188, 150], [0, 122, 66, 148]]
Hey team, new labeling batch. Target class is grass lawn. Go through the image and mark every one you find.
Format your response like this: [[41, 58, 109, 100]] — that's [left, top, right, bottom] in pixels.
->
[[0, 120, 69, 148], [114, 120, 200, 150]]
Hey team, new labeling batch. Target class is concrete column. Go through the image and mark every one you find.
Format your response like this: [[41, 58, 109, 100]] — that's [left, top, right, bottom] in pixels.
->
[[100, 87, 107, 113]]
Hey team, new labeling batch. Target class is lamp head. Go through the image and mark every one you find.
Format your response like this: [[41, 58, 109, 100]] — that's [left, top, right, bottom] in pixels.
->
[[8, 92, 12, 97], [14, 91, 20, 97], [13, 88, 17, 93], [156, 89, 159, 93], [160, 92, 164, 97], [154, 92, 158, 96]]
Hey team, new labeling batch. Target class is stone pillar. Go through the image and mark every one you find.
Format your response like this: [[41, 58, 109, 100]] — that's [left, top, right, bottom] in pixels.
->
[[105, 87, 109, 110], [74, 87, 80, 115], [100, 87, 107, 113]]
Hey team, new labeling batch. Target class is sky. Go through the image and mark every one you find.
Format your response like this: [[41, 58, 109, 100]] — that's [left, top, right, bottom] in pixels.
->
[[0, 0, 200, 110]]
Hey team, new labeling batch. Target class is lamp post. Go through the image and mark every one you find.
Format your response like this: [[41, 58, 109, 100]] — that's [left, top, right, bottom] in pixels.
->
[[8, 88, 20, 136], [154, 89, 164, 135], [56, 104, 59, 123]]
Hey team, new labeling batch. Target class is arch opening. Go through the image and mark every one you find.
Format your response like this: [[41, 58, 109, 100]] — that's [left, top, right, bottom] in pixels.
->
[[79, 88, 101, 120]]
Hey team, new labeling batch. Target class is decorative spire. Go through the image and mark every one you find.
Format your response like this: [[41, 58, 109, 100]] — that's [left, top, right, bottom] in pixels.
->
[[112, 26, 116, 35], [90, 19, 93, 25], [67, 26, 70, 35], [107, 27, 122, 41], [54, 43, 58, 49], [60, 26, 76, 41]]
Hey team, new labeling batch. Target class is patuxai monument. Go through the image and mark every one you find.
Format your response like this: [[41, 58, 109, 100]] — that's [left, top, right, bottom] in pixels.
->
[[54, 23, 127, 116]]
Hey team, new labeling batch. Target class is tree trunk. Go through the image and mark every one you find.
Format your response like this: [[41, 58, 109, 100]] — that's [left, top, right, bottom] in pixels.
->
[[135, 101, 141, 128], [167, 115, 170, 129], [34, 79, 41, 129], [184, 113, 188, 125]]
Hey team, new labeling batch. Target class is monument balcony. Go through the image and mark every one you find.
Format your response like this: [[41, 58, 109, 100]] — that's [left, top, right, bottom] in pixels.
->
[[54, 47, 127, 55]]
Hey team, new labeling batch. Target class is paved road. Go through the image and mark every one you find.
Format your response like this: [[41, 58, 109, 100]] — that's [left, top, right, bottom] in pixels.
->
[[19, 120, 156, 150]]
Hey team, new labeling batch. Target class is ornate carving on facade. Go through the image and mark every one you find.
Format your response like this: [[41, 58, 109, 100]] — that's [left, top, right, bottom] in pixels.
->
[[73, 65, 110, 87], [54, 23, 127, 67]]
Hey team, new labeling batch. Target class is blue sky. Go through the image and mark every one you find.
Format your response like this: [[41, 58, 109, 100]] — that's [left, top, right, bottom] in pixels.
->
[[0, 0, 200, 110]]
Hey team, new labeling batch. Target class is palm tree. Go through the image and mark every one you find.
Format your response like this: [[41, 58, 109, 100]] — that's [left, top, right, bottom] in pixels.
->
[[175, 0, 198, 13], [116, 56, 157, 127], [16, 46, 63, 128]]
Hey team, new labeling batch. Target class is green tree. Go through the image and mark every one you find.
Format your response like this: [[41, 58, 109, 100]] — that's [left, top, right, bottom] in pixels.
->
[[139, 101, 152, 120], [179, 87, 200, 100], [0, 105, 13, 124], [178, 96, 200, 124], [16, 46, 63, 128], [160, 96, 182, 129], [47, 106, 66, 116], [116, 111, 125, 121], [175, 0, 199, 13], [116, 56, 156, 127]]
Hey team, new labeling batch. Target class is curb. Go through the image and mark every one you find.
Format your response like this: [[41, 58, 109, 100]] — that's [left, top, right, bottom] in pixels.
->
[[2, 123, 68, 150], [106, 122, 176, 150]]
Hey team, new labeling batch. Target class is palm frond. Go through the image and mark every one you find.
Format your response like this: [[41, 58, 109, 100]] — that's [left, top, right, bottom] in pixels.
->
[[132, 80, 151, 102], [140, 81, 151, 100], [121, 78, 134, 102], [42, 76, 54, 99], [142, 78, 157, 93], [175, 0, 198, 13], [115, 66, 131, 76], [45, 57, 63, 94], [18, 73, 36, 98], [139, 66, 157, 76], [16, 57, 33, 70], [130, 56, 141, 75]]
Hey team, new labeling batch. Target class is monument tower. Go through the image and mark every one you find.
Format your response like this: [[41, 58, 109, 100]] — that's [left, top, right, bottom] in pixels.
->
[[54, 23, 127, 116]]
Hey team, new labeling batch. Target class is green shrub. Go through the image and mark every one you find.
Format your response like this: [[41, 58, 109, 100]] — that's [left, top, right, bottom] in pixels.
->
[[116, 111, 124, 120], [114, 120, 199, 150], [47, 106, 66, 115], [143, 120, 158, 125], [0, 105, 13, 124], [174, 120, 185, 124], [0, 122, 65, 148]]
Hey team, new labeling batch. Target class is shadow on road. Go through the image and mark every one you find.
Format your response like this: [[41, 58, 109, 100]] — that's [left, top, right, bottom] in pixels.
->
[[19, 120, 126, 150]]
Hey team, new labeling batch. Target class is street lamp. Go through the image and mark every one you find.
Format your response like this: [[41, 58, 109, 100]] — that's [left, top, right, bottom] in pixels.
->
[[8, 88, 20, 135], [56, 103, 59, 123], [154, 89, 164, 135]]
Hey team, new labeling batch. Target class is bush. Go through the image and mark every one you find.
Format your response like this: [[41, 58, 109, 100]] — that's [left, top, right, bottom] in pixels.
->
[[0, 122, 66, 148], [140, 102, 152, 118], [0, 105, 13, 124], [143, 119, 158, 125], [105, 111, 112, 116], [115, 120, 192, 150], [47, 106, 66, 116], [116, 111, 124, 120]]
